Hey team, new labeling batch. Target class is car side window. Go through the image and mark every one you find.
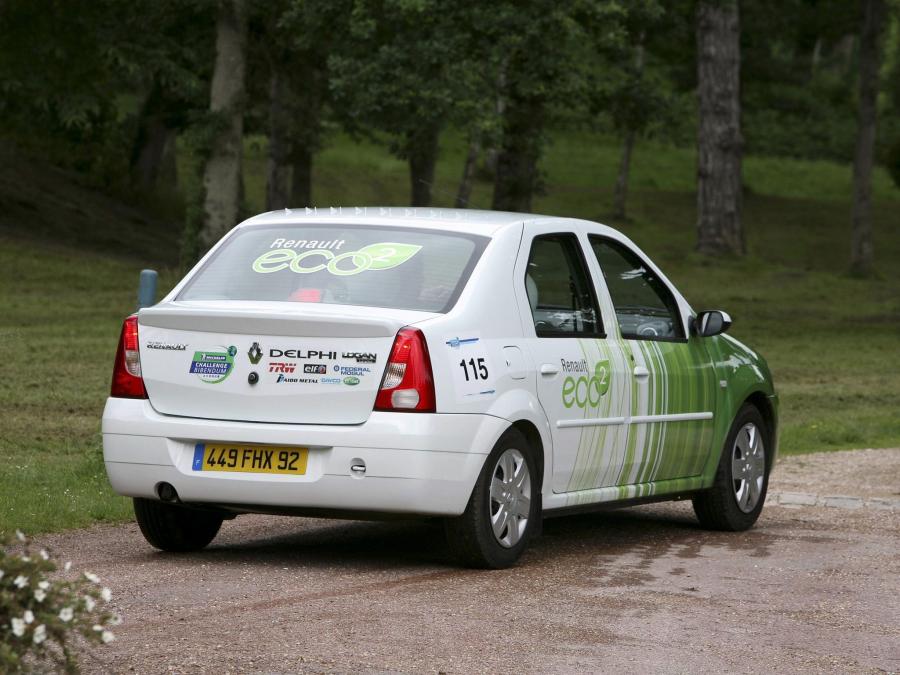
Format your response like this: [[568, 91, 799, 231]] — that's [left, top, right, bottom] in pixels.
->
[[589, 236, 684, 340], [526, 233, 603, 338]]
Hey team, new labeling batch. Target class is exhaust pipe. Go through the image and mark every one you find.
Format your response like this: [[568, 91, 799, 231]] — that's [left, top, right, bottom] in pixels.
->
[[157, 482, 180, 503]]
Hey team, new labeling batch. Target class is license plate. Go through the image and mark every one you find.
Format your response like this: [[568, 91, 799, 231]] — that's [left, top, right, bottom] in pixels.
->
[[192, 443, 308, 475]]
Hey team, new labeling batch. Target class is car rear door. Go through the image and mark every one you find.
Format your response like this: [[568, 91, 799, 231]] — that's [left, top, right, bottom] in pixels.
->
[[515, 225, 633, 494]]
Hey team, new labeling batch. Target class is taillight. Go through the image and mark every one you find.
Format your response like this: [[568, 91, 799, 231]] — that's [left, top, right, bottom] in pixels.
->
[[110, 315, 147, 399], [374, 328, 435, 412]]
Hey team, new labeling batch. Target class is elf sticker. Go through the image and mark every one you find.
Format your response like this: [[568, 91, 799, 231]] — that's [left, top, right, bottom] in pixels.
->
[[190, 346, 237, 384]]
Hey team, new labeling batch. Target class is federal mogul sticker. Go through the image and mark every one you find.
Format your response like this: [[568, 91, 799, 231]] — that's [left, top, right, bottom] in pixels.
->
[[189, 346, 237, 384]]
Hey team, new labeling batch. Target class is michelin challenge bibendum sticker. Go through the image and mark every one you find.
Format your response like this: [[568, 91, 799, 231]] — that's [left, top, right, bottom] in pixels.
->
[[189, 346, 237, 384]]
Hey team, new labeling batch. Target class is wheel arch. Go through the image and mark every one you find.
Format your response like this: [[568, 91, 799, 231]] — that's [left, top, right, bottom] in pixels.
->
[[509, 418, 545, 489], [744, 390, 779, 467]]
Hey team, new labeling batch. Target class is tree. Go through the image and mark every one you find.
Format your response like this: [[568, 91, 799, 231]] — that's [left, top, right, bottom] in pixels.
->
[[257, 1, 348, 210], [199, 0, 247, 252], [329, 1, 481, 207], [696, 0, 744, 256], [850, 0, 888, 277], [125, 2, 212, 192], [485, 1, 629, 212]]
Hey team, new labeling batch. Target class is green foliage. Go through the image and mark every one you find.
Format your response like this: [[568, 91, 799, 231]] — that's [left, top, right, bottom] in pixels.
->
[[328, 0, 481, 160], [0, 0, 214, 190], [0, 531, 119, 673]]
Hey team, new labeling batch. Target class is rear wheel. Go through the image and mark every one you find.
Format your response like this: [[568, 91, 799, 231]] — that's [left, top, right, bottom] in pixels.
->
[[133, 498, 223, 552], [693, 404, 769, 531], [444, 428, 539, 569]]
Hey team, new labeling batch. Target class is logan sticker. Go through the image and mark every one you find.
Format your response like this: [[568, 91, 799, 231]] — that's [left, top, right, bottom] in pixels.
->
[[190, 347, 237, 384], [252, 242, 422, 276]]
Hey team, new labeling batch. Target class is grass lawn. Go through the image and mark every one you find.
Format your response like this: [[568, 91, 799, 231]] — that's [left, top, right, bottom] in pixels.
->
[[1, 130, 898, 535]]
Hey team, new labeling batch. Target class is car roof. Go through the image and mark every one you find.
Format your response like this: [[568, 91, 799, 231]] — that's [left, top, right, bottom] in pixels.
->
[[240, 207, 621, 238]]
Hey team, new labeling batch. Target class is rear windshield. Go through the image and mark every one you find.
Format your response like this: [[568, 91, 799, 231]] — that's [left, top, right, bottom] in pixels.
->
[[178, 224, 488, 313]]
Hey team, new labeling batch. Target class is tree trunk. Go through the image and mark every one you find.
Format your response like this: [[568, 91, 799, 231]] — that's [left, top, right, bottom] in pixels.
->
[[455, 133, 480, 208], [408, 125, 440, 207], [696, 0, 744, 256], [613, 130, 636, 220], [199, 0, 247, 252], [850, 0, 886, 277], [613, 39, 645, 221], [291, 145, 313, 207], [483, 64, 508, 179], [266, 66, 291, 210], [131, 85, 177, 190], [492, 96, 543, 213]]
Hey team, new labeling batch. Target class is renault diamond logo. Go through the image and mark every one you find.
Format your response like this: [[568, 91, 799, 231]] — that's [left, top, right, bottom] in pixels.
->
[[248, 342, 263, 365]]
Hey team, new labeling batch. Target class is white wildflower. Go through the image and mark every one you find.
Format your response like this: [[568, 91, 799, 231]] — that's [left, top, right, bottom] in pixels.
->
[[38, 580, 49, 590], [34, 589, 46, 602], [21, 556, 30, 562], [15, 529, 25, 542], [32, 624, 46, 645], [101, 630, 116, 644], [39, 549, 49, 560], [59, 607, 74, 622], [84, 596, 96, 611], [0, 569, 4, 581], [63, 561, 72, 572], [11, 617, 26, 637], [13, 575, 28, 589], [92, 624, 103, 632], [83, 572, 100, 584], [23, 610, 34, 625], [101, 587, 112, 602]]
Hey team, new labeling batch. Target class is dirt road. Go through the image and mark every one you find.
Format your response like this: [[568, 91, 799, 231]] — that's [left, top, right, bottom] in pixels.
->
[[38, 448, 899, 674]]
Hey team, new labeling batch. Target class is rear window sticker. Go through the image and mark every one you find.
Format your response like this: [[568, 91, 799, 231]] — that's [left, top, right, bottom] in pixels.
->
[[252, 242, 422, 276]]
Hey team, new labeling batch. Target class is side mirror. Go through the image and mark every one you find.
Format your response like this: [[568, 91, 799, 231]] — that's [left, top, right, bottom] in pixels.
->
[[694, 310, 732, 337]]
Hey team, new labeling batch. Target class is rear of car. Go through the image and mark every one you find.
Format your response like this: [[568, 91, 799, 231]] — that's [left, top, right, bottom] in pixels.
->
[[102, 218, 508, 520]]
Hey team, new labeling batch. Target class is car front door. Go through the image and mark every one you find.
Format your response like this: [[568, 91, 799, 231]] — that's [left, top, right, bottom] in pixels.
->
[[587, 235, 718, 483], [516, 227, 633, 494]]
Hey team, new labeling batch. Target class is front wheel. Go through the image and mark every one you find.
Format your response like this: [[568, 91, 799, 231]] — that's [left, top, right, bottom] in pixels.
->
[[444, 428, 539, 569], [133, 498, 224, 552], [693, 404, 770, 531]]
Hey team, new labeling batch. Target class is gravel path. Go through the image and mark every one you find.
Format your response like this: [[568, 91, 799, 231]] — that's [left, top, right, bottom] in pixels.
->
[[33, 448, 900, 674]]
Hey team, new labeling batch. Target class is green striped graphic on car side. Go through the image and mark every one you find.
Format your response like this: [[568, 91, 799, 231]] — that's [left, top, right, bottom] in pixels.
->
[[563, 335, 717, 504]]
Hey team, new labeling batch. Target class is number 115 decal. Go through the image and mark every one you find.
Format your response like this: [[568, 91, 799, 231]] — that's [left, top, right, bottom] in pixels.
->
[[446, 334, 496, 399], [459, 357, 488, 381]]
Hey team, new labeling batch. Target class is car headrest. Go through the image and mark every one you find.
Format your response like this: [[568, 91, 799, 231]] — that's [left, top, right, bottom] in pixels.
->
[[525, 273, 538, 313]]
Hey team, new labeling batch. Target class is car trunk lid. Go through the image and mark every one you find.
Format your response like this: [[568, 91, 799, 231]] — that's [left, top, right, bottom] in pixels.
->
[[137, 301, 434, 424]]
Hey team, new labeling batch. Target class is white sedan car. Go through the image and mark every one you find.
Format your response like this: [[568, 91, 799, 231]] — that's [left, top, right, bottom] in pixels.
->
[[103, 207, 778, 568]]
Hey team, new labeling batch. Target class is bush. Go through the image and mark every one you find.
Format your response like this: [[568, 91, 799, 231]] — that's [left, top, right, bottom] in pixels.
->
[[1, 530, 119, 673]]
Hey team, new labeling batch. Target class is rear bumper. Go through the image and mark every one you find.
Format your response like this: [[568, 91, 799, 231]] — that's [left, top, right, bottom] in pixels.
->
[[102, 398, 507, 517]]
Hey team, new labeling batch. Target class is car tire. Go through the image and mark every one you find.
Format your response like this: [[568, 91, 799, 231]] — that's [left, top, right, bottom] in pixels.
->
[[444, 427, 539, 569], [693, 403, 770, 531], [133, 498, 223, 552]]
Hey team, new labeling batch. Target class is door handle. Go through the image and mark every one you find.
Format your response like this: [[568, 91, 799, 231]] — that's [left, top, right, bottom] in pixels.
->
[[540, 364, 560, 376], [633, 366, 650, 379]]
